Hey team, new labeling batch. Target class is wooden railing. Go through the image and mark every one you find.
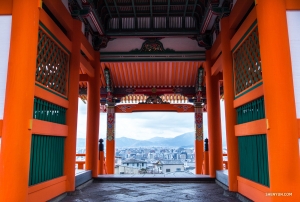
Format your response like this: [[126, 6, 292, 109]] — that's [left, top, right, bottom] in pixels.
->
[[76, 154, 85, 169], [223, 153, 228, 169]]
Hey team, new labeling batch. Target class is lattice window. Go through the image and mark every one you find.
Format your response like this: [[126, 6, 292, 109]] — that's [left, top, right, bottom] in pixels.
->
[[233, 26, 262, 95], [36, 28, 69, 96]]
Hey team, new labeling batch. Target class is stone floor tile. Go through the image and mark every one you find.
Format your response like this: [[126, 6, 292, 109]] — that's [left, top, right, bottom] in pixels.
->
[[61, 182, 240, 202]]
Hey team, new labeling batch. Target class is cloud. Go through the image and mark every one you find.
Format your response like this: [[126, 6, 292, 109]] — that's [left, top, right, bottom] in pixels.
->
[[77, 99, 227, 147]]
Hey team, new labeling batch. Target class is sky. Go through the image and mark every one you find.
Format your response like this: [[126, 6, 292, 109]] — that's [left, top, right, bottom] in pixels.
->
[[77, 98, 227, 146]]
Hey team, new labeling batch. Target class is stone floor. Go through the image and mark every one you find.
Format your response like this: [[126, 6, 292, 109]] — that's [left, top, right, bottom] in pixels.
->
[[61, 182, 240, 202]]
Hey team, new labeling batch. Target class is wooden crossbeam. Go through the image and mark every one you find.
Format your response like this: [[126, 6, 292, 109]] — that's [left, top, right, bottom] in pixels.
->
[[80, 55, 94, 77], [115, 104, 195, 113]]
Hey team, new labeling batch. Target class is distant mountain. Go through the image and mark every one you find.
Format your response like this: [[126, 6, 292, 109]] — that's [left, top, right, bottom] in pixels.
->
[[148, 137, 171, 142], [116, 132, 194, 148], [76, 132, 195, 150]]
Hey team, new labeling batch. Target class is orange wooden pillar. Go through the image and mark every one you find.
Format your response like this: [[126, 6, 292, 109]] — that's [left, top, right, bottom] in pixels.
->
[[64, 19, 81, 191], [220, 17, 239, 191], [0, 1, 39, 201], [195, 104, 204, 174], [106, 105, 115, 174], [205, 50, 223, 177], [256, 0, 300, 200], [85, 52, 101, 177]]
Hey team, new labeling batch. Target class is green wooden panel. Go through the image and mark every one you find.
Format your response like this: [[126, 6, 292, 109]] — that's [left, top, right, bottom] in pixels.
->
[[29, 135, 65, 186], [33, 97, 66, 125], [236, 97, 265, 124], [238, 134, 270, 187]]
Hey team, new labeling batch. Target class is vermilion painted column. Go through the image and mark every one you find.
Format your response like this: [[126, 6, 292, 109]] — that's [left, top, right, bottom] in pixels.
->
[[106, 105, 115, 174], [220, 17, 239, 191], [64, 19, 81, 191], [86, 52, 101, 177], [195, 104, 204, 174], [256, 1, 300, 200], [205, 50, 223, 177], [0, 1, 39, 201]]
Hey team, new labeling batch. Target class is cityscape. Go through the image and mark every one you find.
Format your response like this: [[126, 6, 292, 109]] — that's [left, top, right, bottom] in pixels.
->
[[76, 132, 227, 175]]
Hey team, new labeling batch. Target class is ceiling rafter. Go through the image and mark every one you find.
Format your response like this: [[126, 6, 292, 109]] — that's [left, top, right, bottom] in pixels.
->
[[167, 0, 170, 29], [104, 0, 113, 19], [131, 0, 137, 29], [192, 0, 198, 17], [113, 0, 122, 29], [183, 0, 189, 28], [150, 0, 153, 30]]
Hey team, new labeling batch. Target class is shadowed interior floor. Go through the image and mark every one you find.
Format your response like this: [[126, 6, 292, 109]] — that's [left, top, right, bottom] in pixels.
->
[[60, 182, 240, 202]]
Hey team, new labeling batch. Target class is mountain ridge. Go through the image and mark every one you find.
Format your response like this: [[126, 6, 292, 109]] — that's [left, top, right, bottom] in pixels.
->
[[76, 132, 194, 149]]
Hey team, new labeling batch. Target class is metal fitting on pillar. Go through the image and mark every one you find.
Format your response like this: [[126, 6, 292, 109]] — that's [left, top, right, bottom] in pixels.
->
[[99, 139, 104, 152], [205, 138, 209, 151]]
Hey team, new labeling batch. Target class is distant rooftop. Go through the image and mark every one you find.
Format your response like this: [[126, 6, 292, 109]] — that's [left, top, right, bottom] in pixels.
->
[[122, 158, 147, 163], [157, 160, 184, 165]]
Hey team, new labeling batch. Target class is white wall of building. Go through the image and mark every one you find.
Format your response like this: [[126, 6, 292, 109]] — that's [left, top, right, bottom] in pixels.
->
[[0, 16, 12, 119], [287, 11, 300, 118], [156, 164, 184, 173]]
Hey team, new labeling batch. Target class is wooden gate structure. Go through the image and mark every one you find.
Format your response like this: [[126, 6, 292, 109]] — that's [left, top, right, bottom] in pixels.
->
[[0, 0, 300, 201]]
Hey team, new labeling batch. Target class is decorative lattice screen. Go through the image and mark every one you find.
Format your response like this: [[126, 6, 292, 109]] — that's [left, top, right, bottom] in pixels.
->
[[36, 28, 69, 96], [233, 26, 262, 96]]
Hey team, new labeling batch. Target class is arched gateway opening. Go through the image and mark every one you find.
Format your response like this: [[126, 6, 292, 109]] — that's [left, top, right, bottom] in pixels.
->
[[78, 60, 225, 177]]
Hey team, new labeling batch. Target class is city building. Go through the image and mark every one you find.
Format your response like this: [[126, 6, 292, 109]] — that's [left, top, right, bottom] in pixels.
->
[[155, 160, 185, 173]]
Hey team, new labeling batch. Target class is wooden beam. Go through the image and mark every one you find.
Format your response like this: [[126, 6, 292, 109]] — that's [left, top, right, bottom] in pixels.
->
[[34, 85, 69, 108], [115, 104, 195, 113], [228, 0, 254, 31], [80, 55, 94, 77], [211, 54, 222, 76], [39, 9, 72, 52], [43, 0, 73, 35], [233, 83, 264, 108], [0, 0, 12, 14], [80, 32, 94, 61], [32, 120, 68, 137], [235, 119, 267, 136], [210, 33, 221, 62], [79, 74, 89, 82]]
